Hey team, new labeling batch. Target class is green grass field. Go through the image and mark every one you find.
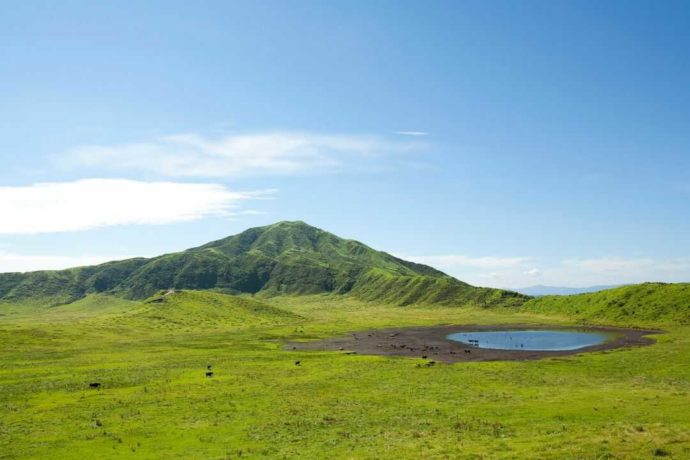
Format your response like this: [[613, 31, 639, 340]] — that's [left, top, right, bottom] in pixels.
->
[[1, 291, 689, 459]]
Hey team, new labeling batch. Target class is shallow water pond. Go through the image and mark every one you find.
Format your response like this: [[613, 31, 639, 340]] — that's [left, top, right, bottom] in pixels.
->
[[446, 329, 613, 351]]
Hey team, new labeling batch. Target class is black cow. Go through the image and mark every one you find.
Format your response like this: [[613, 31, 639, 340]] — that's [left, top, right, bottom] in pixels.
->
[[89, 382, 101, 389], [205, 372, 214, 378]]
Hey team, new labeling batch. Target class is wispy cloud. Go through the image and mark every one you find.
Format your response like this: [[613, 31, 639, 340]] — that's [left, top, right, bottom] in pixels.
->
[[400, 254, 534, 269], [399, 253, 690, 289], [562, 257, 690, 275], [60, 131, 423, 177], [0, 252, 143, 273], [395, 131, 429, 136], [0, 179, 272, 234]]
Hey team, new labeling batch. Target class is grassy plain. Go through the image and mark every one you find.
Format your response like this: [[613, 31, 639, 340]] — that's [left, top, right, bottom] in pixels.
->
[[1, 292, 689, 459]]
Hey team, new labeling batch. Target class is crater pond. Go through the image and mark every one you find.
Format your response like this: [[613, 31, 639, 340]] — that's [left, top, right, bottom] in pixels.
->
[[446, 329, 613, 351], [288, 325, 658, 363]]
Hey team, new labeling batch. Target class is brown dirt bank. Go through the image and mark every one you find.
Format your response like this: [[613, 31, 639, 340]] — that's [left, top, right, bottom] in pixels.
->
[[286, 324, 661, 363]]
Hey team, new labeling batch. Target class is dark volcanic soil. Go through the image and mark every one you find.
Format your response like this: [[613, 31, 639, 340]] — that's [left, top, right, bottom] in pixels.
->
[[286, 324, 660, 363]]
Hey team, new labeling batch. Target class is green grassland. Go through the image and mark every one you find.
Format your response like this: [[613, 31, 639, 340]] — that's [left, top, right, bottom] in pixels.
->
[[2, 289, 690, 459], [524, 282, 690, 325], [1, 223, 688, 458]]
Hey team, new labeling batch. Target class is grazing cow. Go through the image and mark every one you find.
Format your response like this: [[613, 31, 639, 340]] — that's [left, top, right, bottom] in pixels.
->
[[205, 372, 214, 378], [422, 355, 428, 359], [464, 349, 471, 354], [89, 382, 101, 389], [295, 361, 301, 366], [207, 365, 212, 370]]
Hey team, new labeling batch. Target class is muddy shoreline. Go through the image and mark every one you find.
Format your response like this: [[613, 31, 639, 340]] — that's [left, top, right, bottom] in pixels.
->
[[286, 324, 661, 363]]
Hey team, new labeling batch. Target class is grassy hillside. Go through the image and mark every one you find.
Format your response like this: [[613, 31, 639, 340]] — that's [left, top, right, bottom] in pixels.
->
[[1, 294, 689, 459], [350, 268, 525, 307], [0, 221, 525, 308], [1, 220, 686, 320], [126, 290, 300, 329], [523, 282, 690, 324]]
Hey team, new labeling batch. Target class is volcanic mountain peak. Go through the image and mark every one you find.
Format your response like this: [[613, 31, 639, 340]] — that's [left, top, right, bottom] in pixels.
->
[[0, 221, 525, 308]]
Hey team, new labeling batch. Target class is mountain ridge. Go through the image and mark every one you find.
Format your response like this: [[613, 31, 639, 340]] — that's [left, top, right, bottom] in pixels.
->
[[0, 221, 525, 308]]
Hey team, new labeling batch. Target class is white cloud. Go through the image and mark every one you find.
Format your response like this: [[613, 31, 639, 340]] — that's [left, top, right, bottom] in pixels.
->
[[562, 257, 690, 277], [61, 131, 422, 177], [402, 254, 534, 269], [0, 179, 271, 234], [399, 253, 690, 289], [395, 131, 429, 136], [482, 272, 500, 280], [524, 268, 541, 276], [562, 257, 651, 273], [0, 253, 141, 273]]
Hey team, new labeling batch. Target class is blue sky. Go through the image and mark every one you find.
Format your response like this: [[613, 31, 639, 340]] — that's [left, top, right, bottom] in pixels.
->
[[1, 0, 689, 288]]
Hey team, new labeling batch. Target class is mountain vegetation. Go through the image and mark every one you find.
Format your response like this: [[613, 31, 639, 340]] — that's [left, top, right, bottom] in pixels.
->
[[129, 289, 301, 328], [2, 225, 690, 458], [2, 221, 689, 323], [523, 282, 690, 324], [0, 221, 525, 308]]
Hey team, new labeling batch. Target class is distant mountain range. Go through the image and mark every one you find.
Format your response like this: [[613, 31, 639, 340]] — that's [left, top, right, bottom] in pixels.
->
[[0, 221, 525, 308], [514, 285, 621, 296]]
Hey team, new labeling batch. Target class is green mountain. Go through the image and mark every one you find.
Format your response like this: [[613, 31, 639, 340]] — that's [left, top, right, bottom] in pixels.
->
[[523, 282, 690, 324], [0, 221, 525, 307]]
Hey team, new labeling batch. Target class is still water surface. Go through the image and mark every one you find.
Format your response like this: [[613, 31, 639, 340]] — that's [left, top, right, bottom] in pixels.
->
[[446, 329, 611, 351]]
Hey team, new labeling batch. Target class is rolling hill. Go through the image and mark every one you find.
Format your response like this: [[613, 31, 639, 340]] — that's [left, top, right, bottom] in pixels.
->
[[0, 221, 526, 308], [523, 282, 690, 323], [128, 289, 301, 328]]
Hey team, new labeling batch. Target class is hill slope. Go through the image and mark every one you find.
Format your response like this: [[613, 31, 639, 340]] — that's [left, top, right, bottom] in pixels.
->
[[128, 290, 300, 328], [0, 221, 525, 308], [523, 282, 690, 324]]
